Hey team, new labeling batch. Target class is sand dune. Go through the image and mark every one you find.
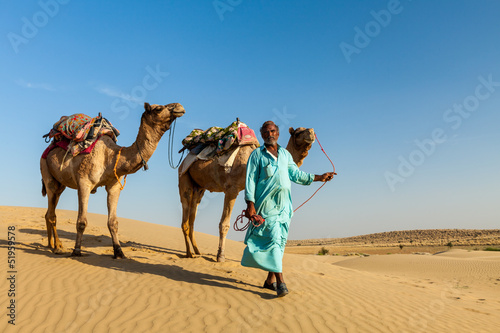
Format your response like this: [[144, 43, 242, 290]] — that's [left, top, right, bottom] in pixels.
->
[[1, 206, 499, 332], [288, 229, 500, 247]]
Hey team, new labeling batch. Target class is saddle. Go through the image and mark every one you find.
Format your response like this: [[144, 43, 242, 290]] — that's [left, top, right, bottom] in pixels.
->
[[178, 120, 260, 175], [180, 120, 259, 155], [42, 113, 120, 158]]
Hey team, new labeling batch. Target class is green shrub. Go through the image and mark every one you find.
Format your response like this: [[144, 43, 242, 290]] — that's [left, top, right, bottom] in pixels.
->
[[484, 247, 500, 251], [318, 247, 329, 255]]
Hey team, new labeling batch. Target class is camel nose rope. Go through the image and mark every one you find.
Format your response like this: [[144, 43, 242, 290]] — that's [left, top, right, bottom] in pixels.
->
[[233, 133, 336, 231], [168, 118, 185, 169], [314, 133, 336, 175], [293, 133, 336, 212]]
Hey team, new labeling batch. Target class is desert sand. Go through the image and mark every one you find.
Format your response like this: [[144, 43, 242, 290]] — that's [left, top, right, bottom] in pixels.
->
[[1, 206, 499, 333]]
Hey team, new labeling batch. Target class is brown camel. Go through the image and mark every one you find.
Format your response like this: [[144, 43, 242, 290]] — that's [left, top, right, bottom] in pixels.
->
[[179, 126, 315, 262], [40, 102, 185, 258]]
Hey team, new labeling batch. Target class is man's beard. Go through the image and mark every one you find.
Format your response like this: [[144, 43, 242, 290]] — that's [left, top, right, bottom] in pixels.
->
[[264, 137, 277, 146]]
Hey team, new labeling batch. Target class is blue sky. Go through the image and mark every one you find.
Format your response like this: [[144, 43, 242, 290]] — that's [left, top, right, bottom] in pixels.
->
[[1, 0, 499, 242]]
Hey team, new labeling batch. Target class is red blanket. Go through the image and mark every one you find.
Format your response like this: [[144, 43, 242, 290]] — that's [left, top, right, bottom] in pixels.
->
[[42, 136, 102, 159]]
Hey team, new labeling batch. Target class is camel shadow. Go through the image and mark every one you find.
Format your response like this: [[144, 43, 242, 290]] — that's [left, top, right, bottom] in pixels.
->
[[20, 227, 111, 247], [19, 227, 188, 258], [0, 240, 274, 299]]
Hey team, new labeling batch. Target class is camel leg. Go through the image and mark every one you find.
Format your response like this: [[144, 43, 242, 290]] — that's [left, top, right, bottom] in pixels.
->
[[217, 192, 238, 262], [40, 158, 66, 253], [45, 189, 65, 253], [106, 183, 125, 259], [180, 173, 195, 258], [72, 185, 91, 256], [187, 186, 205, 256], [179, 173, 205, 258]]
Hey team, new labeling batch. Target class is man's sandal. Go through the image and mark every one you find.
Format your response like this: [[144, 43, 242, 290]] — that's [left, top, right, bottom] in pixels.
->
[[263, 280, 277, 291], [277, 283, 289, 297]]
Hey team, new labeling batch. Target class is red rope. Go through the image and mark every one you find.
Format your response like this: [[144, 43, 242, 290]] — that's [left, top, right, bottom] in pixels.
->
[[234, 210, 251, 231], [293, 133, 335, 212], [293, 182, 327, 212], [233, 210, 264, 231], [233, 133, 335, 231], [315, 133, 336, 174]]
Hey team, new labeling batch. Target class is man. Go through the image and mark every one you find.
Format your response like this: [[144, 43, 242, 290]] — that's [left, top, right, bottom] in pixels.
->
[[241, 120, 334, 297]]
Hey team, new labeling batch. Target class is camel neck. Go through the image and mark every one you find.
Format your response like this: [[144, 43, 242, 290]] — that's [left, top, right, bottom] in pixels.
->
[[118, 118, 164, 175], [286, 140, 308, 167]]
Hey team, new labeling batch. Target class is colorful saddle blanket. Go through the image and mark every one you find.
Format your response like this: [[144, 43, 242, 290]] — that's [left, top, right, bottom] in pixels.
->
[[41, 136, 101, 159], [181, 121, 259, 155], [42, 113, 120, 157]]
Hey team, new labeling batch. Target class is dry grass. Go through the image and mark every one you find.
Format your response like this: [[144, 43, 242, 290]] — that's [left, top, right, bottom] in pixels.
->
[[285, 244, 481, 256]]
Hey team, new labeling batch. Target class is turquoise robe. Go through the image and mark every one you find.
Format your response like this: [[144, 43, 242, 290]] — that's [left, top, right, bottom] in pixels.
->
[[241, 145, 314, 272]]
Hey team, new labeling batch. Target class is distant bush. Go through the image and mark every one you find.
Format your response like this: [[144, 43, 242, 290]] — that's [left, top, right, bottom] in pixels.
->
[[318, 247, 329, 255], [484, 247, 500, 251], [446, 241, 453, 249]]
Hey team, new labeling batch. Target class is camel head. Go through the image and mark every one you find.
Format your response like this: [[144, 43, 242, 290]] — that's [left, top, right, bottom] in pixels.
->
[[142, 102, 185, 132], [287, 127, 315, 167], [289, 127, 315, 149]]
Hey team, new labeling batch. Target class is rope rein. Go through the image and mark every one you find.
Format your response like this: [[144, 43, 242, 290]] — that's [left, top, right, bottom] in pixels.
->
[[293, 133, 335, 212], [113, 116, 183, 191], [233, 133, 335, 231], [168, 118, 185, 169], [233, 210, 265, 231], [114, 147, 127, 190]]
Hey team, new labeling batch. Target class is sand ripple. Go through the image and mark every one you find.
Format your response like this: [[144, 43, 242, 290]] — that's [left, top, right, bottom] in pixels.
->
[[1, 206, 499, 333]]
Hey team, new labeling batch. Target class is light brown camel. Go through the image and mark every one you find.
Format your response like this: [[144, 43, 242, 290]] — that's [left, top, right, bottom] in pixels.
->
[[40, 102, 185, 258], [179, 126, 315, 262]]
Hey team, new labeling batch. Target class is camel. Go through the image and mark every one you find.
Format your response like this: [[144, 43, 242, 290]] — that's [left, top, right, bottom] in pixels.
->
[[179, 126, 315, 262], [40, 102, 185, 258]]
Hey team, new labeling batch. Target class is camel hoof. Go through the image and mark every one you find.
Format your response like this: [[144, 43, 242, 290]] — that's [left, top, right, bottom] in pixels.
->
[[71, 249, 82, 257], [113, 245, 126, 259], [217, 250, 225, 262], [53, 247, 65, 255]]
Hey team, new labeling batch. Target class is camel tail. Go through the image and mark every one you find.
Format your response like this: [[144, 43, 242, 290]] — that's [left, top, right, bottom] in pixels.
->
[[41, 180, 47, 197]]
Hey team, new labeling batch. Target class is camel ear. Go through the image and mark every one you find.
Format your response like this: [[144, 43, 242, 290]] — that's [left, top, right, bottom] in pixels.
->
[[144, 102, 151, 112], [289, 127, 294, 135]]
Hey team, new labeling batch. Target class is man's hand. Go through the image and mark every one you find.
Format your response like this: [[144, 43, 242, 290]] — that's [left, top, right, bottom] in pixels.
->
[[251, 214, 265, 227], [245, 200, 264, 227], [245, 201, 256, 219], [314, 172, 335, 182]]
